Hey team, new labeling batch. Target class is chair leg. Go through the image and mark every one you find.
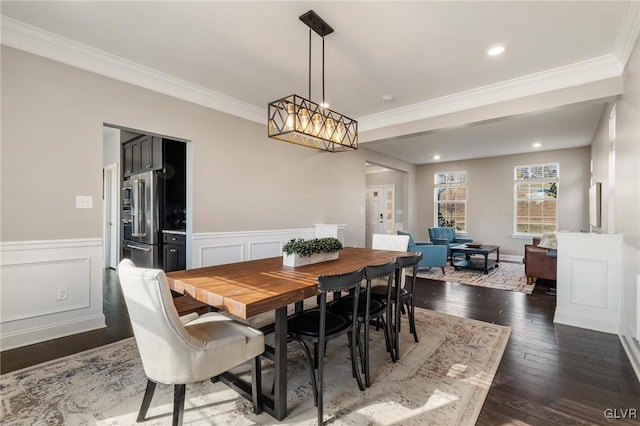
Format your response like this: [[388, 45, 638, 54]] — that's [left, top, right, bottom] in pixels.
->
[[251, 356, 263, 414], [137, 379, 156, 422], [364, 317, 372, 387], [347, 330, 365, 391], [173, 384, 186, 426], [356, 322, 366, 375], [312, 341, 329, 370], [408, 297, 419, 343], [394, 299, 401, 360], [381, 316, 396, 363], [293, 339, 318, 406], [441, 266, 445, 274]]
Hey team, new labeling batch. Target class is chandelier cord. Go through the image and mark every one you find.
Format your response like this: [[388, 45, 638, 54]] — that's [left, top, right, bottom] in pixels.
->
[[322, 37, 325, 106], [308, 29, 312, 101]]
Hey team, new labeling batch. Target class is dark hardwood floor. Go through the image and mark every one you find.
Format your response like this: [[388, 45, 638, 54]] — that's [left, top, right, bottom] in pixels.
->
[[2, 267, 639, 425]]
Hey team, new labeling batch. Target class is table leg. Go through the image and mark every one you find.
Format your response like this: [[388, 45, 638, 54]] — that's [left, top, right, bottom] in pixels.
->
[[273, 306, 288, 420], [483, 254, 489, 274]]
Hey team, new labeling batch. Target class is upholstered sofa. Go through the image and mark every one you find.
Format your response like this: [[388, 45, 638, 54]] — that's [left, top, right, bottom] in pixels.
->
[[397, 230, 447, 273], [523, 237, 557, 285], [427, 227, 474, 259]]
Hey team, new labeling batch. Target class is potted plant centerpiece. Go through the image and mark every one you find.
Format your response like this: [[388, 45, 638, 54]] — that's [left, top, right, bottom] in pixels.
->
[[282, 237, 343, 267]]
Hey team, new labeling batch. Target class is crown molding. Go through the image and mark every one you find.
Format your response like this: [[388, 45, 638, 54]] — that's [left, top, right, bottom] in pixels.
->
[[358, 54, 624, 132], [360, 4, 638, 133], [1, 15, 632, 133], [613, 1, 640, 67], [0, 16, 266, 124]]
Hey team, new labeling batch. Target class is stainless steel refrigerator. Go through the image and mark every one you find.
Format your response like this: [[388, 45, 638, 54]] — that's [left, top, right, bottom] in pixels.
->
[[122, 170, 161, 268]]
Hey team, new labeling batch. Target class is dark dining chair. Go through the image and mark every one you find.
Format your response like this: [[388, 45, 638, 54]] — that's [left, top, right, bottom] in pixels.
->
[[286, 267, 366, 425], [371, 253, 422, 360], [328, 260, 397, 387]]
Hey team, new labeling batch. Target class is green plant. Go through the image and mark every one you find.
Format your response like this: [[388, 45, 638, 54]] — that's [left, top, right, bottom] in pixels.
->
[[282, 237, 343, 257]]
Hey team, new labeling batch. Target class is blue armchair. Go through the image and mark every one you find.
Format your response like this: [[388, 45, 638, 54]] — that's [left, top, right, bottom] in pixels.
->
[[397, 231, 447, 273], [427, 227, 474, 259]]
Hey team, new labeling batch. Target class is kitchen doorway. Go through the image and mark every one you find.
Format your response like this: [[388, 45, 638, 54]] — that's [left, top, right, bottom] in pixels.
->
[[102, 124, 192, 272]]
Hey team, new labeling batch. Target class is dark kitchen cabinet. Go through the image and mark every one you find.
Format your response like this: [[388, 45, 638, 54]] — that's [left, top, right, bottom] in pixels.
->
[[123, 135, 162, 177], [139, 136, 163, 172], [123, 142, 135, 176], [163, 233, 186, 272]]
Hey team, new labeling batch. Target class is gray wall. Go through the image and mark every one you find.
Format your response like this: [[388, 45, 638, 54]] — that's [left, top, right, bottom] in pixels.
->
[[0, 46, 416, 247], [415, 147, 591, 256]]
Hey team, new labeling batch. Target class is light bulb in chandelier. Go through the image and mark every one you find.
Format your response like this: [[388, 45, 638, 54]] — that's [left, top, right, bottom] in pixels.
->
[[284, 103, 295, 131], [312, 113, 323, 137], [336, 122, 345, 143], [298, 107, 310, 132], [325, 118, 335, 141]]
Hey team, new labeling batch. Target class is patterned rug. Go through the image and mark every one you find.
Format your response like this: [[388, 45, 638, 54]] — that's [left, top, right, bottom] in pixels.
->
[[414, 261, 533, 294], [0, 308, 511, 426]]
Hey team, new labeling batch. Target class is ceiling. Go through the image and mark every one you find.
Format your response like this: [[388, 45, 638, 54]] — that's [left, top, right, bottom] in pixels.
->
[[2, 1, 638, 165]]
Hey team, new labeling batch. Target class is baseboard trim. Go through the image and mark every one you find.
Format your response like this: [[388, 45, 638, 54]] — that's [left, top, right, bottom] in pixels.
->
[[1, 314, 106, 351], [553, 311, 619, 334], [501, 254, 522, 263], [619, 323, 640, 382]]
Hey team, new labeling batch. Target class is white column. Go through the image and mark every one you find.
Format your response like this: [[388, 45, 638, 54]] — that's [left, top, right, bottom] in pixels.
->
[[554, 232, 623, 333]]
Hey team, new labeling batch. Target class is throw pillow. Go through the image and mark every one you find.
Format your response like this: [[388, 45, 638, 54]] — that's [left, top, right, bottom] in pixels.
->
[[537, 231, 557, 249]]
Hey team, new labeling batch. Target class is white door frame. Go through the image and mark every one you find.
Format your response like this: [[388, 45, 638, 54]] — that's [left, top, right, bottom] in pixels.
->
[[102, 163, 119, 269]]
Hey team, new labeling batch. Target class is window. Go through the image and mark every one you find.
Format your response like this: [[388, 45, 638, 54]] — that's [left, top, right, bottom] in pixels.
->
[[434, 171, 467, 231], [514, 163, 558, 234]]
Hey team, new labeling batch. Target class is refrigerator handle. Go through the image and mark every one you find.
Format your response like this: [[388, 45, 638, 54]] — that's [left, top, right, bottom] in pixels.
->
[[132, 177, 146, 237], [127, 243, 152, 252]]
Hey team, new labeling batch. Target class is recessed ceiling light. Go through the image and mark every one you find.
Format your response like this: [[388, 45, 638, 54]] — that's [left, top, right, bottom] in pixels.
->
[[487, 45, 505, 56], [382, 95, 394, 102], [433, 155, 441, 160], [532, 142, 542, 148]]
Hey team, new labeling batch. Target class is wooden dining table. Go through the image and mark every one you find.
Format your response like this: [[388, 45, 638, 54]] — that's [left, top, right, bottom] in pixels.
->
[[165, 246, 411, 420]]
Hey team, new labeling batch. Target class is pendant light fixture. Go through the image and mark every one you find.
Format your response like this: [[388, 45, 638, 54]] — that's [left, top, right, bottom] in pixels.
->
[[267, 10, 358, 152]]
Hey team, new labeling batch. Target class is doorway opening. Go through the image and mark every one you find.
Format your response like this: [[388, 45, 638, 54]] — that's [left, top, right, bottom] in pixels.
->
[[365, 162, 408, 248], [102, 124, 191, 272]]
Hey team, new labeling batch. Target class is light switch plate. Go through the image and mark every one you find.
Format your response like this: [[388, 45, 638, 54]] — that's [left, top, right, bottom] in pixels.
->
[[76, 195, 93, 209]]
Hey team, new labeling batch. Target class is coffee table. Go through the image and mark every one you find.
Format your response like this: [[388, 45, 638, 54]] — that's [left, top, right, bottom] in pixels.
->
[[450, 244, 500, 274]]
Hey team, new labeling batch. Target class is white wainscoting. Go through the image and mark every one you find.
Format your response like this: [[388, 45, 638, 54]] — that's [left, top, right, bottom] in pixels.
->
[[619, 243, 640, 381], [0, 239, 105, 350], [554, 232, 623, 334], [191, 228, 316, 268]]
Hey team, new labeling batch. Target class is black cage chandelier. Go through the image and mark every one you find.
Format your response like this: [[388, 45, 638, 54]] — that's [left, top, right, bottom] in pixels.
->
[[267, 10, 358, 152]]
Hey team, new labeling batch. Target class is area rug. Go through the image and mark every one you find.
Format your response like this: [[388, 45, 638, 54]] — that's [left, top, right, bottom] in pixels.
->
[[0, 308, 510, 425], [414, 261, 533, 294]]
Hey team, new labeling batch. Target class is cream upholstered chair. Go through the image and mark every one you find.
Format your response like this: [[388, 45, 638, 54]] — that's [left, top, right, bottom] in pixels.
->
[[371, 233, 410, 287], [372, 233, 410, 252], [117, 259, 265, 426]]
